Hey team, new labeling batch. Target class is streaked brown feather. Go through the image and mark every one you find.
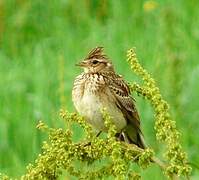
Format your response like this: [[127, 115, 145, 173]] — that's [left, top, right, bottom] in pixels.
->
[[104, 73, 141, 132], [86, 47, 108, 60]]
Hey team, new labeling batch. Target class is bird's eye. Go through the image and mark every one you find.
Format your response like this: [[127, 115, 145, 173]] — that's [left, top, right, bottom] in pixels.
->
[[92, 60, 98, 64]]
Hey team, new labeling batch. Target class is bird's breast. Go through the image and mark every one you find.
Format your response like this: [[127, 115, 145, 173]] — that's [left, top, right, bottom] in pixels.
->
[[73, 86, 106, 130], [72, 74, 127, 131]]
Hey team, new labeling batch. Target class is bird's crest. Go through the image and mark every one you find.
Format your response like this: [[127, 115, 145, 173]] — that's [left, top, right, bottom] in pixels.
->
[[86, 47, 108, 60]]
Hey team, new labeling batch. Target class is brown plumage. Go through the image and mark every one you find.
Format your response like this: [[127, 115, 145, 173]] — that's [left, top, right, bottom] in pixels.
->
[[72, 47, 145, 148]]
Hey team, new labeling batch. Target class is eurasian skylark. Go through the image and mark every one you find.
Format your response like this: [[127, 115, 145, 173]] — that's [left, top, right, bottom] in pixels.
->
[[72, 47, 145, 148]]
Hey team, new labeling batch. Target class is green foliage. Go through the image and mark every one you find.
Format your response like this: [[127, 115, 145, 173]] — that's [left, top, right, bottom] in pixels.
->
[[0, 0, 199, 179], [19, 111, 150, 179], [0, 48, 191, 179]]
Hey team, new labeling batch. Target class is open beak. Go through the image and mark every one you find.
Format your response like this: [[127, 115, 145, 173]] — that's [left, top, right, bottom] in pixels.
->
[[75, 61, 87, 67]]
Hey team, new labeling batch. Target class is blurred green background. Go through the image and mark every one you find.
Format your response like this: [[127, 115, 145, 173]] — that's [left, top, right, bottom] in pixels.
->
[[0, 0, 199, 179]]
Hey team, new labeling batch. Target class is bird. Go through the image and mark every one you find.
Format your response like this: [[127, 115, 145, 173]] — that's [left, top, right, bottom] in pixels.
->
[[72, 47, 145, 149]]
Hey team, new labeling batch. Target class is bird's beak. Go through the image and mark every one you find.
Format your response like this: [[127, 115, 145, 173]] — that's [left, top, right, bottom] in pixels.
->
[[75, 61, 87, 67]]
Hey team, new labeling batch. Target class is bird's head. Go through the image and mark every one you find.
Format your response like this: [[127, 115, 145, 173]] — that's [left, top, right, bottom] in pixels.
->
[[76, 47, 114, 73]]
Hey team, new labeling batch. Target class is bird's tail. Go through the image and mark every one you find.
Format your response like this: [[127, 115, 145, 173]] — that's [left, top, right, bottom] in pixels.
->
[[116, 125, 146, 149], [135, 132, 146, 149]]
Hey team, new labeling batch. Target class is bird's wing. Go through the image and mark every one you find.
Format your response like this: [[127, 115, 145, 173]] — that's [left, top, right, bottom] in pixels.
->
[[106, 74, 141, 132]]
